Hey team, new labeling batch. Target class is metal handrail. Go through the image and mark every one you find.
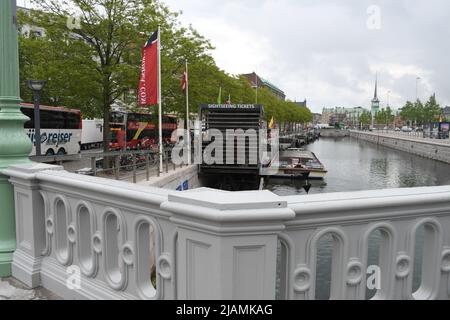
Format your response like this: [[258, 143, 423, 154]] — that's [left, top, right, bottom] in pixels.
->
[[31, 147, 185, 183], [87, 149, 175, 182]]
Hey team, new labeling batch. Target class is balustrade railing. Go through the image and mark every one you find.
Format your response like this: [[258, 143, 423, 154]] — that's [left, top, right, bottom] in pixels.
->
[[2, 163, 450, 300], [280, 189, 450, 300]]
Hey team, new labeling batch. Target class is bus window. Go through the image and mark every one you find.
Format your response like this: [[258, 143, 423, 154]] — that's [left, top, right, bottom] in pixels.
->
[[110, 112, 125, 124], [66, 113, 81, 129], [127, 130, 137, 141], [111, 130, 119, 143]]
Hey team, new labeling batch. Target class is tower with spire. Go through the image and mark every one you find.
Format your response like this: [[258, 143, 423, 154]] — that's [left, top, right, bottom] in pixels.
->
[[371, 74, 380, 116]]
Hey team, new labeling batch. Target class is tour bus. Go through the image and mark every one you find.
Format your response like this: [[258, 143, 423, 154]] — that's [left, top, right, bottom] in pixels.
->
[[109, 111, 178, 151], [81, 119, 104, 150], [20, 103, 82, 156]]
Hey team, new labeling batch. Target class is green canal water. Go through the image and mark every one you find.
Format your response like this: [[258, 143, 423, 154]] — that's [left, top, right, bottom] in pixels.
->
[[268, 137, 450, 299]]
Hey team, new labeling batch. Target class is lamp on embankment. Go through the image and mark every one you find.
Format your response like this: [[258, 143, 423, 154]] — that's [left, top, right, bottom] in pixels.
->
[[27, 80, 47, 156]]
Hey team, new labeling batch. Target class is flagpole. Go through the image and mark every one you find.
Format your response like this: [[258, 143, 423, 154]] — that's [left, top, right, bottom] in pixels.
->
[[185, 59, 191, 165], [255, 72, 258, 104], [158, 25, 163, 173]]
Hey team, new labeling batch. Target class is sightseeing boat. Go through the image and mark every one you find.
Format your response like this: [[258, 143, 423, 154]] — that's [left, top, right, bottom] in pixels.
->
[[265, 148, 327, 180]]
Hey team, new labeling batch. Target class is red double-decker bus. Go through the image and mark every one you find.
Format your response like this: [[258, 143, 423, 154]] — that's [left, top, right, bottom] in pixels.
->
[[109, 111, 177, 151]]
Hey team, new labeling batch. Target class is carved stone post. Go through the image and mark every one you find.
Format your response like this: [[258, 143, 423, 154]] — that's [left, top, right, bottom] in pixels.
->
[[161, 189, 295, 300], [3, 164, 63, 287]]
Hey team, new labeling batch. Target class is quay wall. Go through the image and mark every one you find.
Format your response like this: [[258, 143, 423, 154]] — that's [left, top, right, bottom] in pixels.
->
[[320, 129, 350, 137], [139, 164, 200, 191], [350, 131, 450, 164]]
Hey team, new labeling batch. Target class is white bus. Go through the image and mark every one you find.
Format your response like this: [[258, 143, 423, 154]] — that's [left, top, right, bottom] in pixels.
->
[[81, 119, 103, 150], [21, 103, 82, 156]]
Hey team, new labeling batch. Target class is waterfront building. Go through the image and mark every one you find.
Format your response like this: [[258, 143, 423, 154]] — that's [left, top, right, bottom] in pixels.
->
[[242, 72, 286, 101], [443, 106, 450, 121], [394, 109, 405, 128], [320, 108, 332, 125], [312, 113, 322, 124], [347, 106, 367, 128], [294, 99, 307, 108], [321, 106, 369, 127]]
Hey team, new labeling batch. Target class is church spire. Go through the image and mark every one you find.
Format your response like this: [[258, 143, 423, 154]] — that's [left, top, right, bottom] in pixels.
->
[[371, 73, 380, 118], [372, 73, 379, 103], [374, 74, 378, 99]]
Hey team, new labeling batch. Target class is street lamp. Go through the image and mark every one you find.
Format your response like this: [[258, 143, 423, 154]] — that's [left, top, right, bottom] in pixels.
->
[[27, 80, 46, 156], [416, 77, 421, 101]]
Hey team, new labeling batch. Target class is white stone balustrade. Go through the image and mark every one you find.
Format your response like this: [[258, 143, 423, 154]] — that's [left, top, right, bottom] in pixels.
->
[[281, 189, 450, 300], [2, 163, 450, 300]]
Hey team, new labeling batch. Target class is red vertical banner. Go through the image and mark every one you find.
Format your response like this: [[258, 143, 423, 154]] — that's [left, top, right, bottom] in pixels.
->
[[182, 64, 187, 94], [139, 30, 159, 108]]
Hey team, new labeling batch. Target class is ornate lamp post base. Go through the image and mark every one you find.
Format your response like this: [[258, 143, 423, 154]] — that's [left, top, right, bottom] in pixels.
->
[[0, 1, 33, 277]]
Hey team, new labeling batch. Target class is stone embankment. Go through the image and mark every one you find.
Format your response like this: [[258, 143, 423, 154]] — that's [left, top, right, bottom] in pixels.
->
[[350, 130, 450, 164], [320, 129, 350, 138]]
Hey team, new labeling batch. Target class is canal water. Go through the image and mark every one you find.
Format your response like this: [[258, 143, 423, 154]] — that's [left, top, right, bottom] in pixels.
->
[[268, 137, 450, 299], [267, 136, 450, 195]]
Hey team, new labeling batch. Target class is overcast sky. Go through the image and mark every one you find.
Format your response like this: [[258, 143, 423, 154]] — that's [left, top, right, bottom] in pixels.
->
[[18, 0, 450, 113], [162, 0, 450, 113]]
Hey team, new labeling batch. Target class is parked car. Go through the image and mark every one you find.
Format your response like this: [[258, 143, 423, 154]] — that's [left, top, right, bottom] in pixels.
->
[[402, 126, 413, 132], [395, 127, 401, 132]]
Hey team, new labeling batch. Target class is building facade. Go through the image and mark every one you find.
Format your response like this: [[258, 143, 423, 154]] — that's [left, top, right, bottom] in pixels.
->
[[17, 7, 46, 38], [242, 72, 286, 101], [312, 113, 322, 124], [443, 106, 450, 121], [321, 106, 369, 127], [294, 100, 307, 108]]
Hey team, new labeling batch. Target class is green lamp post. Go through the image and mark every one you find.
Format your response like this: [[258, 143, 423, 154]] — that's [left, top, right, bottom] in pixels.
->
[[0, 0, 33, 277]]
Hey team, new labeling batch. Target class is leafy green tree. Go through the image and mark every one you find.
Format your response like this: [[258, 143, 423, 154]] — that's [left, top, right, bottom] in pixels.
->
[[359, 111, 372, 129], [423, 94, 441, 123], [18, 15, 101, 118], [414, 99, 425, 126], [375, 107, 394, 128], [400, 95, 441, 128], [23, 0, 215, 153], [400, 101, 414, 126], [19, 0, 313, 146]]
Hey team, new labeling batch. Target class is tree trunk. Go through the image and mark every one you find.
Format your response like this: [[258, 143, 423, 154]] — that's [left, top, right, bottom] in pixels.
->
[[102, 78, 112, 169]]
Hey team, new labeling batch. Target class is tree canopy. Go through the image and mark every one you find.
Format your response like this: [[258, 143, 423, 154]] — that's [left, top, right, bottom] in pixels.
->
[[375, 107, 395, 127], [18, 0, 312, 146], [400, 95, 442, 126], [359, 111, 372, 127]]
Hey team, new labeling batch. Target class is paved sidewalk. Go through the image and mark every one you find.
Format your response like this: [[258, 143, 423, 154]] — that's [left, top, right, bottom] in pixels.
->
[[353, 130, 450, 146], [0, 277, 60, 300], [379, 131, 450, 144]]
